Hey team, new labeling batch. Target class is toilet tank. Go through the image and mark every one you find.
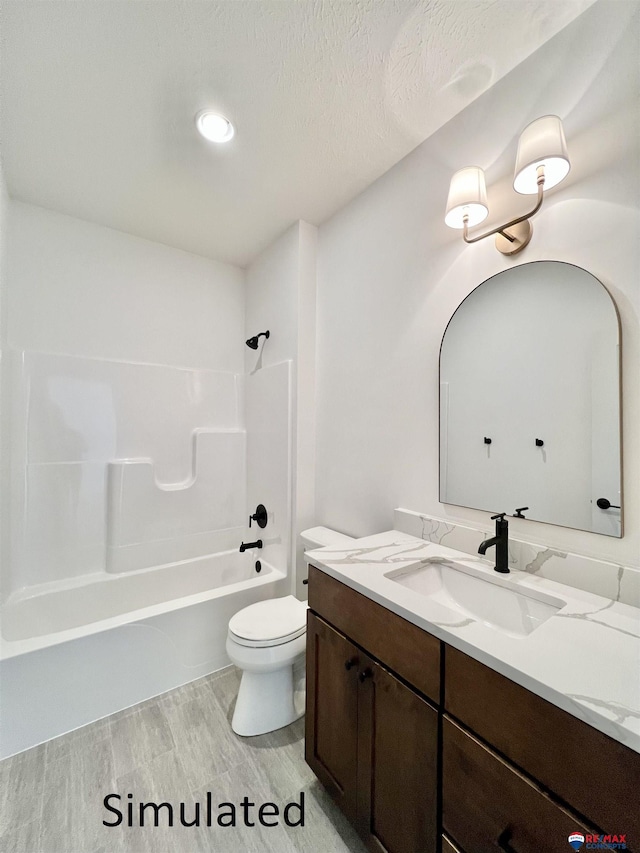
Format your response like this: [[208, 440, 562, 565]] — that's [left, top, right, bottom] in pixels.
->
[[300, 526, 356, 551]]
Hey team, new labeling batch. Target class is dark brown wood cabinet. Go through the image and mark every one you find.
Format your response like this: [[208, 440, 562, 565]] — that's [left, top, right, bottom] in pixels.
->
[[306, 565, 640, 853], [307, 563, 441, 702], [306, 611, 439, 853], [305, 611, 360, 821], [357, 657, 438, 852], [445, 645, 640, 843], [443, 717, 591, 853]]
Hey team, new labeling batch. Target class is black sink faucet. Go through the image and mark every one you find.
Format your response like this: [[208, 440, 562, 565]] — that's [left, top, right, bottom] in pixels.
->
[[478, 513, 510, 573], [239, 539, 262, 553]]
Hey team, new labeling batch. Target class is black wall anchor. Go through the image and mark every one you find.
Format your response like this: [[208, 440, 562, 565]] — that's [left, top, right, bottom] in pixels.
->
[[513, 506, 529, 518], [249, 503, 268, 529], [596, 498, 621, 510], [484, 437, 492, 444], [535, 438, 544, 447]]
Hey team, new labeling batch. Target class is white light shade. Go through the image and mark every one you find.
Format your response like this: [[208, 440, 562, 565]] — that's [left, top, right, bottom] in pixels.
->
[[195, 111, 235, 143], [513, 115, 570, 194], [445, 166, 489, 229]]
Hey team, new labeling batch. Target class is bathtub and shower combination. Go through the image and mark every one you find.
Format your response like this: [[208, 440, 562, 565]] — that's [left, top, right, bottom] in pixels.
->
[[0, 549, 288, 758], [0, 353, 293, 759]]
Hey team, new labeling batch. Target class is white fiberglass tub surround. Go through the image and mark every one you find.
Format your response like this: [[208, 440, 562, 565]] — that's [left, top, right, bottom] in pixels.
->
[[2, 549, 272, 643], [0, 552, 287, 758], [0, 350, 294, 757]]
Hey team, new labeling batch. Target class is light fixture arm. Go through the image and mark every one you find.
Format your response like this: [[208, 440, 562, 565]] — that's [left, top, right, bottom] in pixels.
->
[[463, 167, 545, 252]]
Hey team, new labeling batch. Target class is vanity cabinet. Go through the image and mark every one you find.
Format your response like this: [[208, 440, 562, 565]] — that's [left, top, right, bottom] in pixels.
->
[[306, 565, 640, 853], [305, 613, 360, 822], [306, 562, 441, 701], [443, 716, 590, 852], [356, 655, 438, 853], [445, 646, 640, 843], [306, 569, 440, 853]]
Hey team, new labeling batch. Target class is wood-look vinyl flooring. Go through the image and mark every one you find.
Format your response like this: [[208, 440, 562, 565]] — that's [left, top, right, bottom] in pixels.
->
[[0, 667, 368, 853]]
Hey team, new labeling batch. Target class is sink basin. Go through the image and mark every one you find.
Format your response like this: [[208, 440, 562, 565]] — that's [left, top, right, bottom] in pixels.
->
[[384, 558, 565, 637]]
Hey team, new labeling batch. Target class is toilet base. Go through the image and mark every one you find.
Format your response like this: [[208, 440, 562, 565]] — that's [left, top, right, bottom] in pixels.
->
[[231, 666, 304, 737]]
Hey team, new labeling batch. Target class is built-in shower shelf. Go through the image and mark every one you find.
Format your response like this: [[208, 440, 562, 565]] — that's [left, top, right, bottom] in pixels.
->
[[107, 428, 246, 573]]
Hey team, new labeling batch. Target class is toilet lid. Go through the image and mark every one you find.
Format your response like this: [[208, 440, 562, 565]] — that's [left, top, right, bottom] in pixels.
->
[[300, 526, 356, 548], [228, 596, 307, 646]]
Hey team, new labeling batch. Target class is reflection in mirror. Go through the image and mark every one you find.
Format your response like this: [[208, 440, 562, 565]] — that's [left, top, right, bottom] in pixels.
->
[[439, 261, 621, 537]]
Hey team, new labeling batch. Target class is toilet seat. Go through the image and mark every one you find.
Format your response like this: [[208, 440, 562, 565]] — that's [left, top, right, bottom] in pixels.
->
[[229, 626, 305, 648], [228, 596, 307, 648]]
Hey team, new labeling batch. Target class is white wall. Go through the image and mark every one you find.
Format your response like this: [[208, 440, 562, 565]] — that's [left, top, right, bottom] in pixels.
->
[[6, 201, 244, 368], [315, 2, 640, 568], [3, 202, 245, 596], [0, 159, 10, 596], [245, 221, 317, 596]]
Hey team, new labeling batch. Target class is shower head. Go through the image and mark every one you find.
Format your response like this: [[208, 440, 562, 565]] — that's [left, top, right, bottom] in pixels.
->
[[245, 330, 270, 349]]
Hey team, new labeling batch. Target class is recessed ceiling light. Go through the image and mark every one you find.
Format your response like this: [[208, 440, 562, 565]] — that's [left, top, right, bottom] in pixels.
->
[[195, 111, 235, 143]]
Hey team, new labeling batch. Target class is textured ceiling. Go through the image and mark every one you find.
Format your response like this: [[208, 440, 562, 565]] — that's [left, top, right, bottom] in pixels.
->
[[0, 0, 596, 266]]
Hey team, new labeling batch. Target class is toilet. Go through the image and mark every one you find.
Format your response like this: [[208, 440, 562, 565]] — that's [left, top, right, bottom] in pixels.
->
[[226, 525, 355, 736]]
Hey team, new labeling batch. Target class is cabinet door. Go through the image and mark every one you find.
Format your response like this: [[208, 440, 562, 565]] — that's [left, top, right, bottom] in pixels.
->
[[357, 657, 439, 853], [305, 612, 360, 822]]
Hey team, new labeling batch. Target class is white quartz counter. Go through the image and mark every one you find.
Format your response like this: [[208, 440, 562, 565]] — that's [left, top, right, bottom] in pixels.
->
[[305, 530, 640, 754]]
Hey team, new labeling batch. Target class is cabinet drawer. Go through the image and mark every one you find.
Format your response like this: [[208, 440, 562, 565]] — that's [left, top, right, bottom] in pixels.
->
[[308, 565, 441, 703], [443, 716, 591, 853], [445, 646, 640, 841]]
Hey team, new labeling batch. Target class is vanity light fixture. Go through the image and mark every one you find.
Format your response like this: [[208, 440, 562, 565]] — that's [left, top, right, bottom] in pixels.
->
[[445, 115, 570, 255], [195, 110, 235, 143]]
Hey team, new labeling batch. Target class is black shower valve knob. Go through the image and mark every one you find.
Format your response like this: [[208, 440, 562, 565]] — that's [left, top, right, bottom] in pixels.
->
[[249, 503, 268, 529]]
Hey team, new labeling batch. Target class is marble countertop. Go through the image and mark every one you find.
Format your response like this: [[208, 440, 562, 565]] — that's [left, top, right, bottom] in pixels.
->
[[305, 530, 640, 754]]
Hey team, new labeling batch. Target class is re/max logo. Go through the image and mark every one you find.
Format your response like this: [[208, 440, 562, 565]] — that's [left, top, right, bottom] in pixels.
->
[[587, 836, 626, 843], [584, 836, 627, 850]]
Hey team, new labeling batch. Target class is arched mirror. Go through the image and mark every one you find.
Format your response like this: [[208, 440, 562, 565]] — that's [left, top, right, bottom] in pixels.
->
[[439, 261, 622, 536]]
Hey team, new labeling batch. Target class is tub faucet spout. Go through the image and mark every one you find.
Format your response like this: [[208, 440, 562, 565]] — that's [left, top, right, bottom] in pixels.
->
[[239, 540, 263, 553]]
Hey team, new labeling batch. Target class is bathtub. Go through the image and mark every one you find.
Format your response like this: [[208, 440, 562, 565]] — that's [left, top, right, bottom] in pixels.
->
[[0, 551, 288, 758]]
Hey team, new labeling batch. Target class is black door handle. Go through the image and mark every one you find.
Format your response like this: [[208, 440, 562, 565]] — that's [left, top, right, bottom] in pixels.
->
[[345, 657, 358, 671], [358, 668, 373, 682]]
